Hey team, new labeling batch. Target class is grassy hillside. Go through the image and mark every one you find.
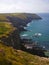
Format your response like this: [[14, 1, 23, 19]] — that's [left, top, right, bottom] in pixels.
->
[[0, 22, 15, 37], [0, 22, 21, 49], [0, 13, 41, 23], [0, 42, 49, 65]]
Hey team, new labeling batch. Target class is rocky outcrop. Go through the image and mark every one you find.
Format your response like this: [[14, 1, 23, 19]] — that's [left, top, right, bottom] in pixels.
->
[[0, 13, 42, 31], [0, 13, 42, 50], [6, 13, 42, 31], [0, 28, 21, 49]]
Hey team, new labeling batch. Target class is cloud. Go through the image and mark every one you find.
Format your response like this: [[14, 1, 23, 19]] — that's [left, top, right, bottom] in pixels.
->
[[0, 0, 49, 13]]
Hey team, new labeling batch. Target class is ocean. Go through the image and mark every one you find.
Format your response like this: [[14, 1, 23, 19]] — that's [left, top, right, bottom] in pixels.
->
[[20, 13, 49, 50]]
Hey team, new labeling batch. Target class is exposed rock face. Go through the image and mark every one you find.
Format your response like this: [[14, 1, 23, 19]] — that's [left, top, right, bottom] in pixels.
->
[[1, 29, 21, 49], [0, 13, 42, 49], [6, 13, 42, 31]]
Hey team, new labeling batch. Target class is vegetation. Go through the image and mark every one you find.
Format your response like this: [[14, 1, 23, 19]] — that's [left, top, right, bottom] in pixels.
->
[[0, 42, 49, 65], [0, 13, 41, 21], [12, 13, 28, 20], [0, 13, 27, 21], [0, 13, 48, 65], [0, 22, 15, 37]]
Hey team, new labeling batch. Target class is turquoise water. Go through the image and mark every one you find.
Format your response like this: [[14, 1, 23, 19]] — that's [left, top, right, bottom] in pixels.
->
[[20, 13, 49, 50]]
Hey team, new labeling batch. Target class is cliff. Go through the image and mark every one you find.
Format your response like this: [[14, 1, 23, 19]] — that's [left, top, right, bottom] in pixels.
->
[[0, 43, 49, 65], [0, 13, 49, 65], [0, 22, 21, 49], [0, 13, 42, 31], [6, 13, 42, 31]]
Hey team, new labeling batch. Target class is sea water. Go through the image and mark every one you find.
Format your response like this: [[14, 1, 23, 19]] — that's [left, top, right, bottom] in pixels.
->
[[20, 13, 49, 50]]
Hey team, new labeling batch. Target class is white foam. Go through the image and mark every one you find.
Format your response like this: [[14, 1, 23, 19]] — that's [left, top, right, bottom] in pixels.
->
[[43, 46, 45, 48], [21, 34, 28, 36], [24, 27, 26, 29], [27, 23, 30, 26], [34, 33, 42, 36]]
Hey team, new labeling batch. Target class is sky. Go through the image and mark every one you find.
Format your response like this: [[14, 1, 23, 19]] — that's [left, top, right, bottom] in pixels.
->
[[0, 0, 49, 13]]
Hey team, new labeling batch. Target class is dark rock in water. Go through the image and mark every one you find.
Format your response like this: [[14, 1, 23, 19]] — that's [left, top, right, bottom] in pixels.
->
[[21, 38, 46, 57], [21, 43, 46, 57]]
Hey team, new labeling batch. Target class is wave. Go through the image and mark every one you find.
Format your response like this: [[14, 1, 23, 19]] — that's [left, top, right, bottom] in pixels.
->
[[27, 23, 31, 26], [34, 33, 42, 37], [21, 34, 28, 36]]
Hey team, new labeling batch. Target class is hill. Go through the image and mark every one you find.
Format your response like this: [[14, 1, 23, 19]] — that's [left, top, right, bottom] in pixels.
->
[[0, 22, 20, 49], [0, 42, 49, 65], [0, 13, 41, 31], [0, 22, 15, 38]]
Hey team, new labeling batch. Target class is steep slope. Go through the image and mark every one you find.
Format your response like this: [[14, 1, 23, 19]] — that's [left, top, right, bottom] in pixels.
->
[[0, 13, 42, 31], [0, 22, 20, 49], [0, 42, 49, 65], [6, 13, 42, 26], [0, 22, 15, 37]]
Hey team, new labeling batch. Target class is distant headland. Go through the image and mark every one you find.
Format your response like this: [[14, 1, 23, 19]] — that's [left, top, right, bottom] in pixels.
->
[[0, 13, 42, 31]]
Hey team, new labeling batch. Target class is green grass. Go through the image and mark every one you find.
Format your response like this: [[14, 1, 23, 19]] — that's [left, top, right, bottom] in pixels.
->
[[0, 22, 15, 37], [0, 13, 27, 21], [0, 42, 49, 65]]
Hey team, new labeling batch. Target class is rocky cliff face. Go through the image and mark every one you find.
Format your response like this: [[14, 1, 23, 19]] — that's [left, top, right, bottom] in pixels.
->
[[6, 13, 42, 31], [0, 13, 42, 31], [0, 22, 21, 49], [1, 29, 21, 49], [0, 13, 42, 49]]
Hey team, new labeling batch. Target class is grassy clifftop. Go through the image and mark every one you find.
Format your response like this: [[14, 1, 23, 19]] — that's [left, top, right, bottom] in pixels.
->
[[0, 42, 49, 65], [0, 22, 15, 37], [0, 22, 20, 49], [0, 13, 41, 20], [0, 13, 41, 31]]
